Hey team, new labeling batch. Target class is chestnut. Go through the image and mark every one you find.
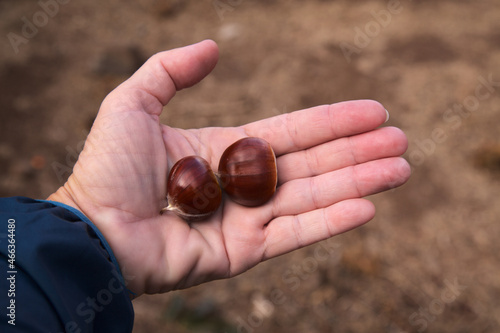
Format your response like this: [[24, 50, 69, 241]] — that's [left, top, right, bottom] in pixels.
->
[[161, 156, 222, 221], [218, 137, 277, 207]]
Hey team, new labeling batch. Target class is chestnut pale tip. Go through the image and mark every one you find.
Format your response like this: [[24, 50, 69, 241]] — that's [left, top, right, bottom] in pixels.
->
[[160, 204, 216, 222], [161, 155, 222, 222]]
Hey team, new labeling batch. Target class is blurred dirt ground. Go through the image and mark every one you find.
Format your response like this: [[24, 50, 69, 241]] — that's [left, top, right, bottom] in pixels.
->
[[1, 0, 500, 332]]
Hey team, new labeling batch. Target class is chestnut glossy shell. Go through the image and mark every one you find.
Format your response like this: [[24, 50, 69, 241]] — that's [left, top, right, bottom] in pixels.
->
[[218, 137, 277, 206], [167, 156, 222, 220]]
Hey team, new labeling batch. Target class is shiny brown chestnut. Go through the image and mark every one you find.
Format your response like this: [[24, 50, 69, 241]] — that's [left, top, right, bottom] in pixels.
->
[[218, 137, 277, 207], [161, 156, 222, 221]]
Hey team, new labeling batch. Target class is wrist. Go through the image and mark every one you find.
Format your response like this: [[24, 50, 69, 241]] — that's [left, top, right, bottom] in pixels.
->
[[47, 182, 85, 217]]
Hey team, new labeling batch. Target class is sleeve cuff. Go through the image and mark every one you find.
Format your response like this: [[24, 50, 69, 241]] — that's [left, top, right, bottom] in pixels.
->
[[38, 199, 133, 294]]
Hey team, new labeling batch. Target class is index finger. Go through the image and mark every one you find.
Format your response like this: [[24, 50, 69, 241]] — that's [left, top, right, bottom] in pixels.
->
[[242, 100, 389, 156]]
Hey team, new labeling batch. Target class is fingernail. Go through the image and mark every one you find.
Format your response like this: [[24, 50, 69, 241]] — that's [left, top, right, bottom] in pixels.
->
[[385, 109, 390, 123]]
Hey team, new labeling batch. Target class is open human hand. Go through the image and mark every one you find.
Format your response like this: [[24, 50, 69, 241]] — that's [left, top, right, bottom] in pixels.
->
[[48, 40, 411, 296]]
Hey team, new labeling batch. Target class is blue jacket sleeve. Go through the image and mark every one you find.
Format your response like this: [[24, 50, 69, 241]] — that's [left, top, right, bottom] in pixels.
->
[[0, 197, 134, 332]]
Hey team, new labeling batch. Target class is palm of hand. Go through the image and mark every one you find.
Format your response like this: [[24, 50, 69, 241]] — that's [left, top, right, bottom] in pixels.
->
[[49, 41, 411, 296], [77, 107, 273, 294]]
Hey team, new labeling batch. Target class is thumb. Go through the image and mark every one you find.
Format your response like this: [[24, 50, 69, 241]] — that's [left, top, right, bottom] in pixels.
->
[[102, 40, 219, 116]]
